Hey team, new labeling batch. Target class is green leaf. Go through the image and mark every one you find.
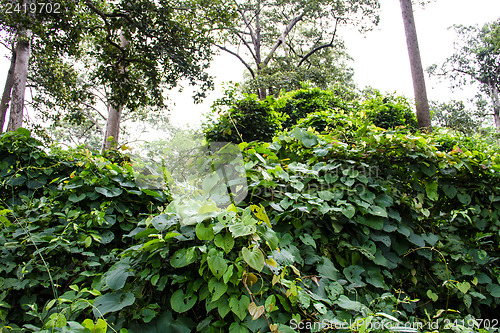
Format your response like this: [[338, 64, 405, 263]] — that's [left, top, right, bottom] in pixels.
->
[[425, 181, 439, 201], [229, 322, 249, 333], [369, 206, 387, 217], [223, 264, 234, 284], [208, 278, 228, 302], [95, 186, 123, 198], [242, 246, 265, 272], [317, 257, 338, 279], [341, 204, 356, 219], [300, 234, 316, 248], [214, 233, 235, 254], [292, 127, 318, 147], [408, 232, 425, 247], [216, 295, 231, 318], [93, 292, 135, 317], [487, 284, 500, 297], [442, 185, 457, 199], [106, 262, 133, 291], [151, 214, 178, 231], [170, 289, 197, 313], [45, 313, 67, 329], [356, 215, 384, 230], [207, 249, 228, 279], [68, 193, 86, 203], [427, 290, 438, 302], [335, 295, 363, 311], [170, 247, 198, 268], [142, 308, 156, 323], [229, 295, 250, 321], [229, 223, 256, 238], [154, 311, 194, 333], [343, 265, 365, 284], [457, 192, 472, 205], [457, 281, 471, 294], [318, 190, 335, 201], [195, 223, 214, 241]]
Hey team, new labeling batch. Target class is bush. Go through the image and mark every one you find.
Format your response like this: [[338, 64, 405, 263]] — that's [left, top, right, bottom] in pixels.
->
[[293, 109, 360, 136], [204, 95, 281, 143], [2, 125, 500, 332], [204, 87, 422, 145], [274, 87, 352, 129], [362, 90, 418, 130]]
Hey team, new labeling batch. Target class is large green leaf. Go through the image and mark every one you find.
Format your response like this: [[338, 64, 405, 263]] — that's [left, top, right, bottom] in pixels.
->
[[207, 249, 228, 279], [335, 295, 364, 311], [195, 222, 214, 241], [95, 186, 123, 197], [214, 233, 235, 254], [106, 262, 133, 291], [170, 247, 198, 268], [229, 295, 250, 321], [170, 289, 197, 313], [229, 223, 256, 238], [208, 278, 228, 302], [93, 292, 135, 317], [242, 246, 265, 272], [341, 204, 356, 219]]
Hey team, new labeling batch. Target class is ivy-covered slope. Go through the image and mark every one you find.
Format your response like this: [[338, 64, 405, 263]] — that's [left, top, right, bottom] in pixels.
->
[[1, 126, 500, 333]]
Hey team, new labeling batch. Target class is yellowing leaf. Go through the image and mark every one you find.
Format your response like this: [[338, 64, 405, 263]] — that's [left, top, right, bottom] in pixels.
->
[[248, 301, 265, 320], [251, 204, 271, 227], [266, 258, 278, 268], [246, 273, 258, 286]]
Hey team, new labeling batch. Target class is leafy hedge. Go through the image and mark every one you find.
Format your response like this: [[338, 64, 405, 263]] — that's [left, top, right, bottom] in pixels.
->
[[204, 87, 418, 144], [1, 125, 500, 333]]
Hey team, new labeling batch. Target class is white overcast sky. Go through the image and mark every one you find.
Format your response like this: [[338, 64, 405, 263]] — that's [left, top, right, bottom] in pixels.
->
[[1, 0, 499, 130]]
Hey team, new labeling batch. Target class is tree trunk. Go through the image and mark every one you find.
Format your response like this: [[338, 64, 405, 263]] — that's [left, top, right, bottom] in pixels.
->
[[102, 102, 123, 150], [491, 83, 500, 128], [102, 32, 129, 150], [0, 47, 17, 133], [6, 30, 31, 132], [399, 0, 432, 131]]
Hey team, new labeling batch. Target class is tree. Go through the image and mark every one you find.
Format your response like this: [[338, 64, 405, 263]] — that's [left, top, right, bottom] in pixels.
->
[[0, 0, 235, 149], [428, 19, 500, 128], [241, 44, 356, 97], [0, 0, 91, 132], [399, 0, 432, 130], [218, 0, 380, 99], [0, 42, 16, 133], [6, 29, 31, 131]]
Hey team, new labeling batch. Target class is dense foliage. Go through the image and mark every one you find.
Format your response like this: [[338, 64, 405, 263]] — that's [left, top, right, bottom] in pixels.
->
[[204, 87, 418, 143], [2, 120, 500, 332]]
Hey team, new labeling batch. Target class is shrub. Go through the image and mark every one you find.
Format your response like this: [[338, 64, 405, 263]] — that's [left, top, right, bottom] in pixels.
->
[[294, 109, 359, 134], [204, 95, 281, 143], [2, 125, 500, 332], [274, 87, 351, 129], [362, 90, 418, 130]]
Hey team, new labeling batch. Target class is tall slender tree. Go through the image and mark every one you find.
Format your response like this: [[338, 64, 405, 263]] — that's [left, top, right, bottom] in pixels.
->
[[0, 44, 16, 133], [6, 29, 31, 131], [399, 0, 432, 130]]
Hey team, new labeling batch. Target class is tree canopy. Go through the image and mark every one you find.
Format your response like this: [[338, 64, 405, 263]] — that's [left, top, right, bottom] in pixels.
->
[[429, 19, 500, 128]]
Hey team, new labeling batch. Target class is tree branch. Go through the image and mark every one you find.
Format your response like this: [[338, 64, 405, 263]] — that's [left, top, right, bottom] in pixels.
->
[[84, 0, 128, 68], [214, 44, 255, 78], [298, 18, 338, 67], [231, 28, 258, 63], [261, 13, 305, 68]]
